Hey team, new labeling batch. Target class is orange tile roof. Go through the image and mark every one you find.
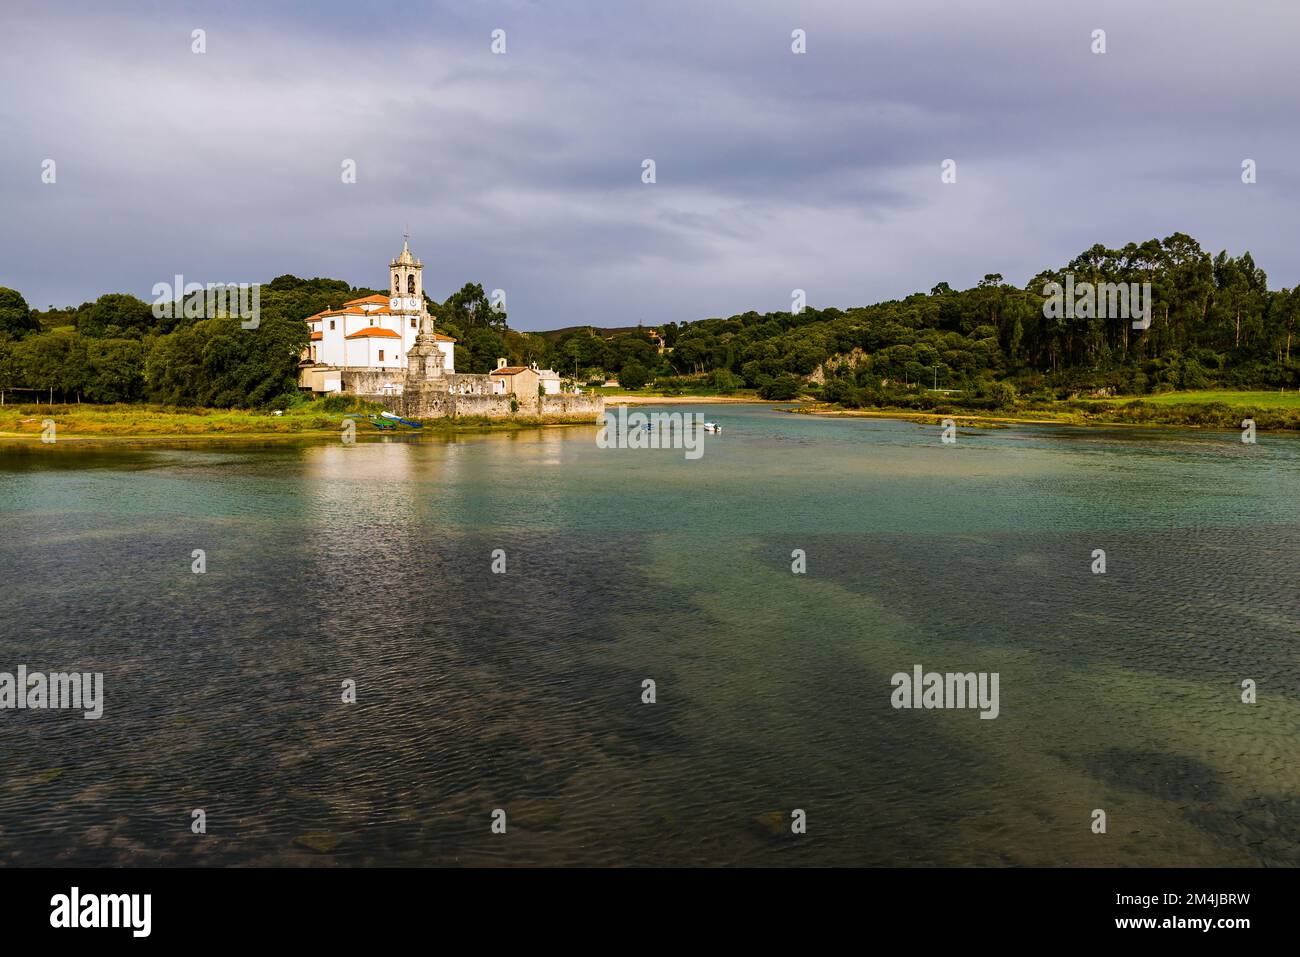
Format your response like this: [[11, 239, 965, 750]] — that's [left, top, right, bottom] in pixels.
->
[[345, 326, 401, 339], [310, 331, 322, 340], [491, 366, 531, 375], [344, 294, 390, 306]]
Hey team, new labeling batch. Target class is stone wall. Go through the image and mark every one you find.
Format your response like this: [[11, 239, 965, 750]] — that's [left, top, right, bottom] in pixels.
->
[[319, 368, 502, 397], [349, 363, 604, 422], [540, 393, 605, 419], [339, 368, 406, 395], [441, 373, 498, 396], [403, 390, 515, 419]]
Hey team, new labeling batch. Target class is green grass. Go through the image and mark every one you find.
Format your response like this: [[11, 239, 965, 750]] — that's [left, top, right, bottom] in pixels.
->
[[0, 403, 353, 437], [0, 401, 597, 439], [811, 388, 1300, 432], [1107, 390, 1300, 409]]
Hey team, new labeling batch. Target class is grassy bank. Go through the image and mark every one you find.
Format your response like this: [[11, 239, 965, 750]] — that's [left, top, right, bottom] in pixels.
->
[[0, 402, 598, 441], [1075, 389, 1300, 410], [6, 390, 1295, 440], [0, 403, 343, 437], [798, 389, 1300, 431]]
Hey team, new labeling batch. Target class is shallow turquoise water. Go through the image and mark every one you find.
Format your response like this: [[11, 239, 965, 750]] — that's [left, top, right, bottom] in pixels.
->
[[0, 405, 1296, 865]]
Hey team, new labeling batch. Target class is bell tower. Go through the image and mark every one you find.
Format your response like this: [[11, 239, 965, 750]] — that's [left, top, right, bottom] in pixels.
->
[[389, 229, 423, 303]]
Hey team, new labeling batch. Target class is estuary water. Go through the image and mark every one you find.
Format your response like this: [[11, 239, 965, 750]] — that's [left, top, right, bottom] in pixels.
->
[[0, 404, 1297, 866]]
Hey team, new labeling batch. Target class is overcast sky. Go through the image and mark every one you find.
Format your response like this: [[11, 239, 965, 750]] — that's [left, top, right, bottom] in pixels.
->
[[2, 0, 1297, 330]]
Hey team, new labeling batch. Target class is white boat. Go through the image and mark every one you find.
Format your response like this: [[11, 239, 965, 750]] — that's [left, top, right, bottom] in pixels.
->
[[703, 421, 722, 433]]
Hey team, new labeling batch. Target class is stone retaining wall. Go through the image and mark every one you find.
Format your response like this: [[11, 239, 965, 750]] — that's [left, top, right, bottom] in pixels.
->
[[357, 390, 603, 421]]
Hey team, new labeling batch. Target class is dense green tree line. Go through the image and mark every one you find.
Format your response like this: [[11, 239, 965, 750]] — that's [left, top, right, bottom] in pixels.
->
[[524, 235, 1300, 396], [3, 233, 1295, 406], [0, 278, 331, 405], [660, 233, 1300, 402]]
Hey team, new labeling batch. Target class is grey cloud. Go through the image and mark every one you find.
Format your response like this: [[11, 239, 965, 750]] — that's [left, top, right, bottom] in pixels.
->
[[1, 0, 1297, 327]]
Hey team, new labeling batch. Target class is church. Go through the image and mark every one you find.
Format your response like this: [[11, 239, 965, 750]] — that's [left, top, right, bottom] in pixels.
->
[[295, 239, 604, 423], [298, 238, 456, 395]]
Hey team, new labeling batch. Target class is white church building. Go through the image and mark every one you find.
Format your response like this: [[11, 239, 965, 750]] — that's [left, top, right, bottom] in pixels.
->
[[299, 239, 456, 394]]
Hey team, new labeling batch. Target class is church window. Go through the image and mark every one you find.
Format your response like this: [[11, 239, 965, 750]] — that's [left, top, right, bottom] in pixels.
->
[[407, 275, 416, 294], [411, 318, 417, 328], [329, 320, 335, 330], [379, 350, 385, 361]]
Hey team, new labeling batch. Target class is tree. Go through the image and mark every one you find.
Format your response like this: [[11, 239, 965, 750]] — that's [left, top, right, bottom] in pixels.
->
[[0, 333, 17, 403], [439, 283, 507, 331], [85, 339, 145, 402], [618, 360, 649, 390], [0, 287, 39, 338], [557, 329, 608, 375], [15, 330, 88, 401], [456, 326, 508, 374], [75, 293, 155, 338]]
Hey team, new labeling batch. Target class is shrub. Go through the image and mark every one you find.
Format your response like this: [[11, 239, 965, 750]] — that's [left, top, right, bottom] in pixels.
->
[[710, 368, 743, 392], [265, 391, 306, 411], [987, 381, 1017, 410], [821, 377, 851, 405], [758, 375, 802, 401], [318, 394, 381, 414]]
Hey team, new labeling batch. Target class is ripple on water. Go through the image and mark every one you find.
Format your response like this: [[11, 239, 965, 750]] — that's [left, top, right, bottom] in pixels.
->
[[1, 423, 1297, 865]]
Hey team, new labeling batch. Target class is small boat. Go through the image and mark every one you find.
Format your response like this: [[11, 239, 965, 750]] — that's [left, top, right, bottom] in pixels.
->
[[380, 411, 423, 429], [703, 421, 722, 433]]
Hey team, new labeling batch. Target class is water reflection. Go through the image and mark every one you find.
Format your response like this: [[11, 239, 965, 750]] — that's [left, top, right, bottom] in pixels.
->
[[0, 408, 1296, 865]]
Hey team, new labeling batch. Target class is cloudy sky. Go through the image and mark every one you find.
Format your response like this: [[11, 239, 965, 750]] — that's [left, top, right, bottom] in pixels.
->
[[2, 0, 1297, 330]]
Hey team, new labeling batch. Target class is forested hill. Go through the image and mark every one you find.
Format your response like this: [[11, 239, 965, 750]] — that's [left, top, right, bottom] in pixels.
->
[[0, 233, 1295, 407], [645, 233, 1297, 401]]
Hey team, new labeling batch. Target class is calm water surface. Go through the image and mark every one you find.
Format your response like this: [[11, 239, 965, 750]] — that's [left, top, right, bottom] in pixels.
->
[[1, 405, 1297, 865]]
